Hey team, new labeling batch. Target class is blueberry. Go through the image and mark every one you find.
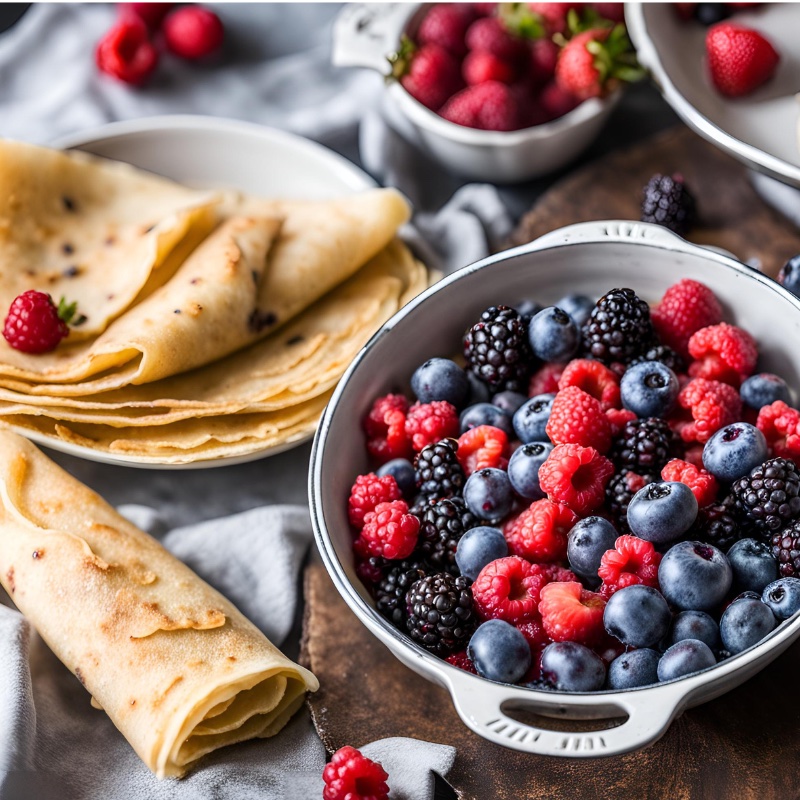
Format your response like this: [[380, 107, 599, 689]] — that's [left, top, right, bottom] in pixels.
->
[[733, 590, 761, 602], [627, 481, 698, 544], [603, 584, 671, 648], [466, 371, 491, 405], [527, 307, 579, 362], [719, 597, 775, 655], [411, 358, 469, 407], [567, 516, 618, 580], [694, 2, 731, 25], [515, 299, 543, 319], [668, 610, 720, 650], [492, 391, 528, 416], [513, 393, 555, 444], [507, 441, 553, 500], [727, 538, 778, 593], [540, 641, 606, 692], [459, 403, 513, 437], [464, 468, 514, 521], [620, 361, 679, 418], [702, 423, 768, 484], [455, 526, 508, 581], [740, 373, 792, 411], [376, 458, 416, 498], [762, 577, 800, 620], [778, 253, 800, 299], [607, 648, 660, 689], [657, 639, 716, 681], [658, 541, 733, 612], [555, 293, 594, 329], [468, 619, 531, 683]]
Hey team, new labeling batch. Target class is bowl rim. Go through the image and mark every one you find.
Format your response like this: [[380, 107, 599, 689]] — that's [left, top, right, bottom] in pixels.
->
[[309, 219, 800, 708], [625, 3, 800, 189]]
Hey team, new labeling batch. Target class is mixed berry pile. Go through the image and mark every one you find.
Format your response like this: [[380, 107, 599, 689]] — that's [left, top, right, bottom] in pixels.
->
[[389, 2, 642, 132], [347, 278, 800, 693]]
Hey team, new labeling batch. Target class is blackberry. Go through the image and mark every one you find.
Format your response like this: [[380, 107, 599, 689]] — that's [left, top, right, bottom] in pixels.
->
[[374, 559, 428, 627], [418, 497, 477, 574], [406, 572, 475, 655], [463, 305, 534, 393], [414, 439, 465, 501], [730, 457, 800, 534], [629, 343, 686, 375], [606, 470, 656, 534], [610, 417, 682, 474], [771, 522, 800, 578], [695, 496, 749, 551], [581, 288, 656, 365], [640, 173, 696, 236]]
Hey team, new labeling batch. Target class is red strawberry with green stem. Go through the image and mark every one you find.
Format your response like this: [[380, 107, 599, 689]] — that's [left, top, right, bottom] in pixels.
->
[[388, 37, 463, 111], [706, 22, 780, 98]]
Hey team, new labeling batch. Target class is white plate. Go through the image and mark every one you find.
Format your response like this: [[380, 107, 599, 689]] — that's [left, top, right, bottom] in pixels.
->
[[627, 3, 800, 187], [15, 115, 376, 469]]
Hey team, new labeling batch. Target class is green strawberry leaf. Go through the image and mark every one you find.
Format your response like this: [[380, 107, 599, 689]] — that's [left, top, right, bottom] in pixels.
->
[[56, 296, 86, 327]]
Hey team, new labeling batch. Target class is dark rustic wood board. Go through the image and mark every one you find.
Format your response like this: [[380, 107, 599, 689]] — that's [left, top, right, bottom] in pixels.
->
[[302, 562, 800, 800], [509, 125, 800, 279], [301, 125, 800, 799]]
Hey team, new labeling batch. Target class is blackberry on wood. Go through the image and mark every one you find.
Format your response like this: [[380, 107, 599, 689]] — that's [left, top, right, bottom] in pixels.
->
[[610, 417, 682, 475], [730, 457, 800, 534], [640, 174, 696, 237], [414, 439, 465, 501], [406, 572, 475, 655], [418, 497, 477, 574], [582, 288, 656, 365], [463, 305, 533, 393]]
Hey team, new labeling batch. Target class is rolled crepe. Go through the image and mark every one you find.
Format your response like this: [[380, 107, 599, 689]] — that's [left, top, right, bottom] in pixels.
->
[[0, 432, 318, 777]]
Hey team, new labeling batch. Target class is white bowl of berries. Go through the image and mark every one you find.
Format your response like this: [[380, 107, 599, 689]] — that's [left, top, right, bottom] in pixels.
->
[[333, 3, 641, 183], [310, 219, 800, 757]]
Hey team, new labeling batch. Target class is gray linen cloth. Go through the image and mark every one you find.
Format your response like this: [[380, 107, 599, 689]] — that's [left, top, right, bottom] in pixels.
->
[[0, 3, 515, 797]]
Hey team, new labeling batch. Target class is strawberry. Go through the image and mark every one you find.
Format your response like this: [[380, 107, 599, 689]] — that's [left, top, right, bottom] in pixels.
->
[[528, 37, 559, 85], [389, 37, 463, 111], [465, 16, 528, 64], [526, 2, 573, 36], [590, 3, 625, 23], [440, 80, 521, 131], [463, 50, 516, 85], [417, 3, 476, 57], [706, 23, 780, 98], [555, 24, 642, 101]]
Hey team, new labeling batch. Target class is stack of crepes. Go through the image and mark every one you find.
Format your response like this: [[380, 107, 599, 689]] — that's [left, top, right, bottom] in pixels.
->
[[0, 430, 318, 777], [0, 140, 427, 463]]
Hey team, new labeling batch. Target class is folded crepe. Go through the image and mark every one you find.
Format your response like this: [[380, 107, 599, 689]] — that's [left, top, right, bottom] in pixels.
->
[[0, 188, 411, 390], [0, 432, 318, 777], [0, 139, 219, 339]]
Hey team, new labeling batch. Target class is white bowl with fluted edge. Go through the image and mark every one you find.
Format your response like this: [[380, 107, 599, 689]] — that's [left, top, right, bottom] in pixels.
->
[[309, 220, 800, 757], [332, 3, 620, 183]]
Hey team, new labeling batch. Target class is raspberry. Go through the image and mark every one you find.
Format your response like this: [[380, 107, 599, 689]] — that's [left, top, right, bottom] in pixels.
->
[[503, 498, 578, 563], [323, 746, 389, 800], [558, 359, 621, 411], [605, 470, 651, 534], [757, 401, 800, 465], [472, 556, 557, 623], [676, 378, 742, 444], [96, 18, 159, 85], [364, 394, 412, 464], [463, 50, 516, 85], [598, 535, 662, 598], [652, 279, 724, 358], [163, 6, 224, 60], [440, 81, 521, 131], [538, 443, 614, 515], [2, 292, 82, 354], [445, 649, 478, 674], [687, 323, 758, 386], [661, 458, 719, 507], [606, 407, 638, 437], [515, 615, 552, 650], [357, 501, 420, 560], [465, 16, 527, 62], [546, 386, 612, 453], [683, 444, 705, 469], [348, 473, 402, 529], [539, 581, 607, 646], [456, 425, 509, 476], [528, 362, 564, 396], [539, 563, 578, 584], [405, 401, 459, 452], [418, 3, 474, 56]]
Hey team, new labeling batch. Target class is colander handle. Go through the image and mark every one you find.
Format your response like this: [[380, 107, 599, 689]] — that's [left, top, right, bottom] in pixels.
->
[[447, 672, 682, 757], [331, 3, 417, 73]]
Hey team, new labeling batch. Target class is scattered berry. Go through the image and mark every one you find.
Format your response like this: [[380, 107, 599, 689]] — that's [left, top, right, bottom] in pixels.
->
[[95, 18, 158, 85], [706, 22, 780, 98], [406, 572, 475, 655], [676, 378, 742, 444], [357, 500, 420, 560], [598, 534, 662, 598], [118, 3, 173, 30], [538, 443, 614, 515], [504, 498, 578, 563], [539, 581, 607, 646], [364, 394, 412, 464], [348, 473, 402, 529], [658, 541, 733, 612], [323, 746, 389, 800], [546, 386, 612, 453], [163, 5, 223, 59], [468, 619, 532, 683], [701, 422, 768, 484], [640, 173, 696, 236], [652, 279, 723, 358]]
